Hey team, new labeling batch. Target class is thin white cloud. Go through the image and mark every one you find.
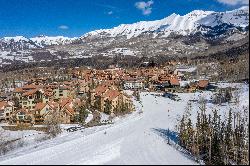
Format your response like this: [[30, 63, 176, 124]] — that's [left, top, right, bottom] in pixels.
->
[[135, 0, 154, 15], [108, 11, 113, 15], [95, 3, 118, 10], [216, 0, 249, 5], [58, 25, 69, 30]]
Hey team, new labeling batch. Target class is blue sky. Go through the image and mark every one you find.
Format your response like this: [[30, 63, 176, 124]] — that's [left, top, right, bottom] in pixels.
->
[[0, 0, 248, 38]]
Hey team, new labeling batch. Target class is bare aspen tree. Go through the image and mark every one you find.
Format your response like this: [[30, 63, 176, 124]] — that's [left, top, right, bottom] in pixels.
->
[[44, 110, 62, 138]]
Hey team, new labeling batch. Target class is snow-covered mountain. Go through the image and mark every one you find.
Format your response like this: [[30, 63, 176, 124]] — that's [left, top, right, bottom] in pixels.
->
[[0, 35, 77, 51], [0, 6, 248, 52], [0, 7, 249, 68], [82, 6, 249, 39], [0, 36, 37, 51], [198, 6, 249, 28], [30, 35, 77, 47]]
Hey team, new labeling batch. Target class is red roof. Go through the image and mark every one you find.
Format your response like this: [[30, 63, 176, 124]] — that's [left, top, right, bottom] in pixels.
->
[[23, 84, 40, 90], [64, 104, 75, 115], [170, 78, 180, 86], [44, 91, 53, 97], [15, 108, 29, 114], [95, 84, 109, 96], [13, 87, 23, 93], [22, 89, 39, 97], [0, 101, 7, 110], [59, 98, 72, 108], [105, 89, 120, 101], [47, 101, 59, 110], [198, 80, 209, 88], [34, 102, 47, 111]]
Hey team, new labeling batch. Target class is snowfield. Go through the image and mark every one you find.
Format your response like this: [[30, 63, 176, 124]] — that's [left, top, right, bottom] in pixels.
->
[[83, 6, 249, 39], [0, 128, 45, 143], [0, 83, 248, 165]]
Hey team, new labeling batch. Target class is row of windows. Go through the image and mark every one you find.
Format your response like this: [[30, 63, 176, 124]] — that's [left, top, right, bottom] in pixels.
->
[[23, 101, 36, 105], [24, 106, 35, 109]]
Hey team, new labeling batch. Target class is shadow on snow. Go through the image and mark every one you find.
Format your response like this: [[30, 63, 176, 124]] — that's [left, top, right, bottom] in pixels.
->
[[152, 128, 201, 164]]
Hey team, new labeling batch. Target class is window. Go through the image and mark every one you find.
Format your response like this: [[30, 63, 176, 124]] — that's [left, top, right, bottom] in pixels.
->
[[18, 112, 25, 120], [29, 96, 32, 99], [19, 115, 24, 120]]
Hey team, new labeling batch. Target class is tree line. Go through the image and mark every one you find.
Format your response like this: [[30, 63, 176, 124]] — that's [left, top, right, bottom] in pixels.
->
[[178, 98, 249, 165]]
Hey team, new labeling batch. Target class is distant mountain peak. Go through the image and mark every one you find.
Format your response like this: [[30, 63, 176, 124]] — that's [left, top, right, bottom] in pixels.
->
[[186, 9, 214, 16], [0, 35, 77, 51], [233, 5, 249, 12], [82, 7, 249, 39], [2, 36, 30, 42]]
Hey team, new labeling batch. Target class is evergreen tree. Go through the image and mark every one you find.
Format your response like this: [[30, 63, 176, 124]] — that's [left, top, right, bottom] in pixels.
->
[[86, 90, 91, 108], [186, 118, 194, 152], [76, 105, 89, 124], [133, 90, 140, 102], [220, 121, 227, 164], [211, 110, 223, 165], [225, 109, 233, 162], [179, 115, 187, 148], [104, 100, 112, 115], [194, 112, 201, 160], [225, 88, 232, 103], [94, 96, 101, 111], [178, 98, 248, 165]]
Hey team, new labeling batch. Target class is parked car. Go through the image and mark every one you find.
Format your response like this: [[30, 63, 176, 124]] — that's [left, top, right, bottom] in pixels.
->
[[66, 126, 82, 132], [163, 92, 180, 101]]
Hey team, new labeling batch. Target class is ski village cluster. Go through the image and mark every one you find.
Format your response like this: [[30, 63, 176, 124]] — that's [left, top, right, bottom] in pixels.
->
[[0, 64, 249, 165], [0, 65, 209, 126]]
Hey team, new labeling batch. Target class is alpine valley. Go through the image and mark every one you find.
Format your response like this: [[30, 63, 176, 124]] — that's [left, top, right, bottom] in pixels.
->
[[0, 3, 249, 165], [0, 6, 249, 71]]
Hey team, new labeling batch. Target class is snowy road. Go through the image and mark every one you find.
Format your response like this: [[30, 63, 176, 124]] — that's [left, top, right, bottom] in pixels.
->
[[0, 92, 205, 165]]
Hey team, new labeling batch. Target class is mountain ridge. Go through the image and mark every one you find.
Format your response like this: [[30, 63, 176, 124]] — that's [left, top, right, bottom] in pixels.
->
[[0, 6, 249, 68], [82, 6, 249, 39], [1, 6, 248, 47]]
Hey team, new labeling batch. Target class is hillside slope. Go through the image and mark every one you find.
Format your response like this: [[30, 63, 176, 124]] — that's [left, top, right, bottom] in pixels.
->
[[0, 93, 198, 165], [0, 83, 248, 164]]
